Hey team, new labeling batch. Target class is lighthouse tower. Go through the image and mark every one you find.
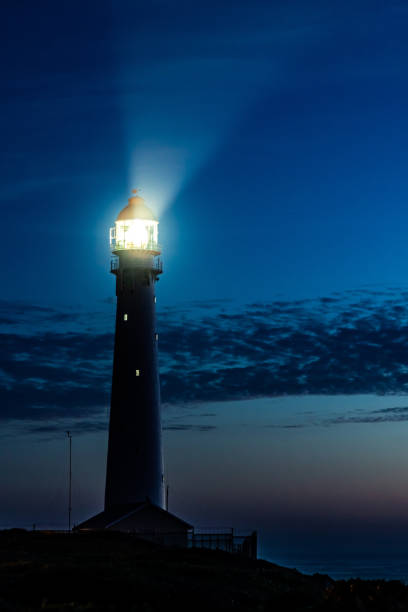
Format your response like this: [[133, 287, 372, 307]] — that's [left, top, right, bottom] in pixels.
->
[[76, 190, 192, 540], [105, 189, 164, 509]]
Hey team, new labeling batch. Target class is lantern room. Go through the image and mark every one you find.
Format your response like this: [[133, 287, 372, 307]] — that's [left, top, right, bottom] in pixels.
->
[[110, 190, 160, 254]]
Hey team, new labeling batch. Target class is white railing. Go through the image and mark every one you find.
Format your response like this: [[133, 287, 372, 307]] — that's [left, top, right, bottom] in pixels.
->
[[110, 240, 161, 253]]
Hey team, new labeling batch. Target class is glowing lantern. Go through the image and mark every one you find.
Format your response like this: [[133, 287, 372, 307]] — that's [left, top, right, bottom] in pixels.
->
[[110, 190, 160, 254]]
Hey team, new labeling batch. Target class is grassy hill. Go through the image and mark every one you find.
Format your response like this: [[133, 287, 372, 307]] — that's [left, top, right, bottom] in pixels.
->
[[0, 530, 407, 611]]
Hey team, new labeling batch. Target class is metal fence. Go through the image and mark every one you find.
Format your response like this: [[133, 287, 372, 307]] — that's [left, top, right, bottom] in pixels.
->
[[189, 528, 257, 559]]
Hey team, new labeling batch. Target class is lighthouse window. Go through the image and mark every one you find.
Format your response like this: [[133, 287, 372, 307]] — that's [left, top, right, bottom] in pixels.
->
[[123, 314, 128, 321], [154, 296, 157, 303], [136, 369, 140, 377], [155, 333, 159, 341]]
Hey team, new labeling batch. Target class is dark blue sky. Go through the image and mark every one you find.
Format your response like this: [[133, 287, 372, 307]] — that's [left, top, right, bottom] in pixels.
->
[[3, 0, 408, 563], [4, 0, 408, 306]]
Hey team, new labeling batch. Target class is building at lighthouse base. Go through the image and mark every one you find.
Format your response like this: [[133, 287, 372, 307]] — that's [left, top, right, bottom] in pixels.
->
[[75, 501, 193, 548]]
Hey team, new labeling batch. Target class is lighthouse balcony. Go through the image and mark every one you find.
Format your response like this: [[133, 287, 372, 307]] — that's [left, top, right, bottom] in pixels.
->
[[111, 240, 162, 254], [110, 257, 163, 275]]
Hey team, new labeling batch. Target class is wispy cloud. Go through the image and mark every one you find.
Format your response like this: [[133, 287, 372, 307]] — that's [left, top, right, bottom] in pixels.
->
[[327, 405, 408, 426], [163, 424, 216, 432]]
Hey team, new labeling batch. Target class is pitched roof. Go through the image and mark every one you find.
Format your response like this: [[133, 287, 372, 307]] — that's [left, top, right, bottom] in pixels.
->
[[75, 503, 145, 530], [75, 502, 193, 532]]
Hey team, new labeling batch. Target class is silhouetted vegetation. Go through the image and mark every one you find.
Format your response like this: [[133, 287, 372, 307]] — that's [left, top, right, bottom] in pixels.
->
[[0, 529, 407, 611]]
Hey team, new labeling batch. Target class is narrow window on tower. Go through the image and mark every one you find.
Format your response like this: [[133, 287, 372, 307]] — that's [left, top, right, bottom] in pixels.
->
[[154, 296, 157, 303], [136, 369, 140, 377], [155, 333, 159, 341], [123, 314, 128, 321]]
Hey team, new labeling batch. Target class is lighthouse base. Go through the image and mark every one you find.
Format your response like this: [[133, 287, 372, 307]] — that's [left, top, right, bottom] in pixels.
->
[[75, 501, 192, 548]]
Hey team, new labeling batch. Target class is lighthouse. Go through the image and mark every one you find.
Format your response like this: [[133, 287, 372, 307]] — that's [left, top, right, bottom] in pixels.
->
[[105, 189, 164, 509], [76, 190, 192, 540]]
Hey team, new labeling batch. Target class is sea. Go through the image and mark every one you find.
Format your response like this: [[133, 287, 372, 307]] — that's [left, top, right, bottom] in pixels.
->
[[269, 554, 408, 583]]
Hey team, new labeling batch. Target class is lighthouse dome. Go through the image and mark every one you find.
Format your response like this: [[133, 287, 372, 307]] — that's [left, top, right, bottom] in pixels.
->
[[116, 190, 157, 221], [110, 190, 160, 254]]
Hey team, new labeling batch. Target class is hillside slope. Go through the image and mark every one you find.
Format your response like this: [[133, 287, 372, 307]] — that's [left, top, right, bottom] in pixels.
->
[[0, 530, 407, 611]]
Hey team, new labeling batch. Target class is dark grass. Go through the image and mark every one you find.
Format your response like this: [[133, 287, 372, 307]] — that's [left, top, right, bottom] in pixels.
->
[[0, 530, 407, 611]]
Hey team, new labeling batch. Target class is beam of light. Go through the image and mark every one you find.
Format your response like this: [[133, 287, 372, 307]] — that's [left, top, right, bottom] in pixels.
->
[[128, 141, 213, 217], [109, 1, 329, 221]]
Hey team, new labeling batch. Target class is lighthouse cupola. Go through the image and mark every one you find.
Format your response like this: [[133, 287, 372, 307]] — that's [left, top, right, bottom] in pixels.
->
[[110, 189, 160, 255]]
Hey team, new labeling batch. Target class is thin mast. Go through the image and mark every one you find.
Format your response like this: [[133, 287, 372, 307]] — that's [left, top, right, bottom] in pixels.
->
[[66, 431, 72, 531]]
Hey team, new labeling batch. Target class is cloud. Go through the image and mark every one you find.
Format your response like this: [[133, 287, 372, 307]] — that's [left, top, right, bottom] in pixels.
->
[[2, 287, 408, 431], [24, 418, 109, 437], [268, 405, 408, 430], [264, 424, 306, 429], [327, 405, 408, 426], [163, 424, 216, 432], [158, 287, 408, 404], [0, 326, 113, 423]]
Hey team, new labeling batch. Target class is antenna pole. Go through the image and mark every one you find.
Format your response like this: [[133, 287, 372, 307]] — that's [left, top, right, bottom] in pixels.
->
[[66, 431, 72, 532]]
